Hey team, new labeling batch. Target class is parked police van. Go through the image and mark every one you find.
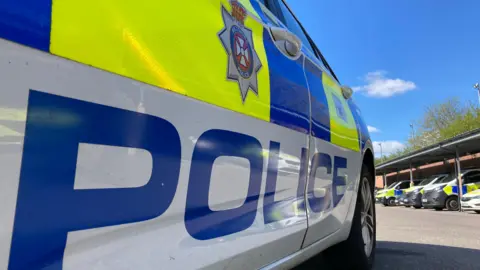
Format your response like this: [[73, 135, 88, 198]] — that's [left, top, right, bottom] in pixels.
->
[[404, 174, 447, 209], [0, 0, 375, 269], [423, 170, 480, 211], [375, 180, 411, 206]]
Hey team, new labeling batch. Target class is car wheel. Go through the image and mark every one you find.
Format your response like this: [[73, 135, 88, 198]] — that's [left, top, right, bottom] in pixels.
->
[[445, 196, 459, 211], [387, 198, 395, 206], [323, 164, 375, 270], [474, 210, 480, 214], [434, 207, 443, 211], [404, 205, 410, 208], [414, 206, 421, 209]]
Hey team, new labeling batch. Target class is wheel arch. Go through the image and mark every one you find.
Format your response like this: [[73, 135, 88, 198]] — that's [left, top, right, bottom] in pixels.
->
[[445, 194, 459, 206], [362, 141, 375, 188]]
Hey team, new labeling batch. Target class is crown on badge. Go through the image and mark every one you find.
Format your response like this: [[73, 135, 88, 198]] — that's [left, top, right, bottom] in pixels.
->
[[231, 1, 247, 24]]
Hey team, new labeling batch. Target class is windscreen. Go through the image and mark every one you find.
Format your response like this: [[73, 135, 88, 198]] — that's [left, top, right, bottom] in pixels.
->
[[418, 175, 442, 186], [437, 174, 456, 184], [386, 182, 398, 189]]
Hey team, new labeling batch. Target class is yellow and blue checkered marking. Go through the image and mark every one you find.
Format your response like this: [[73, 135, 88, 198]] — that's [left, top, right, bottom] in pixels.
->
[[446, 184, 479, 195], [0, 0, 367, 152]]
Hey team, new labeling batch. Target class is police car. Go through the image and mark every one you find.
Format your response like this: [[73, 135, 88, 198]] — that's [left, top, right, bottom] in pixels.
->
[[393, 180, 421, 206], [422, 170, 480, 211], [0, 0, 375, 269], [404, 174, 447, 209], [461, 189, 480, 213], [375, 180, 412, 206]]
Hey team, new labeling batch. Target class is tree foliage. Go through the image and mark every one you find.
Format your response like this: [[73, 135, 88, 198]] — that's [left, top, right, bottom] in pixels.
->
[[375, 98, 480, 165]]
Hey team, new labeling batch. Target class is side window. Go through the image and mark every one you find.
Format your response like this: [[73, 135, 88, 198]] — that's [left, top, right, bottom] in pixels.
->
[[463, 172, 480, 184], [266, 0, 315, 54], [399, 182, 410, 189], [257, 0, 281, 26], [264, 0, 340, 82]]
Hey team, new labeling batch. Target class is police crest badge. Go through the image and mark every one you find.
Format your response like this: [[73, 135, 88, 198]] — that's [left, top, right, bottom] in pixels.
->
[[219, 1, 262, 103]]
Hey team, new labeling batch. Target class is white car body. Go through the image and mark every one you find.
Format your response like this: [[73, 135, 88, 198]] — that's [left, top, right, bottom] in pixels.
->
[[0, 0, 375, 269], [461, 190, 480, 212]]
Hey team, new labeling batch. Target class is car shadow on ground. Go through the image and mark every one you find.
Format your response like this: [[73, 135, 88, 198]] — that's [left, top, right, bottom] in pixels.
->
[[375, 241, 480, 269], [295, 241, 480, 270]]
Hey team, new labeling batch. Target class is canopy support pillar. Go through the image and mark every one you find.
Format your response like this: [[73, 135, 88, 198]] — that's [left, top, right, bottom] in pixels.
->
[[409, 163, 414, 187], [455, 147, 463, 212]]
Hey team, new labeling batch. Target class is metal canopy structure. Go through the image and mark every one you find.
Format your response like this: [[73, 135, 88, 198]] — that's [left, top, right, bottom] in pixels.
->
[[375, 128, 480, 211], [376, 128, 480, 175]]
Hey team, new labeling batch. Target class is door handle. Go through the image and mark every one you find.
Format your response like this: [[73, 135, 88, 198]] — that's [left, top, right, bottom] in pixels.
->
[[270, 27, 302, 58]]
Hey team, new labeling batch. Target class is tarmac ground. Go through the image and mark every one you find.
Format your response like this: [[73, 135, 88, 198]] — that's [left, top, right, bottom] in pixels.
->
[[296, 205, 480, 269]]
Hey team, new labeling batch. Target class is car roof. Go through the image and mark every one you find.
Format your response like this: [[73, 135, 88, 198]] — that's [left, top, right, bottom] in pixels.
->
[[462, 169, 480, 173]]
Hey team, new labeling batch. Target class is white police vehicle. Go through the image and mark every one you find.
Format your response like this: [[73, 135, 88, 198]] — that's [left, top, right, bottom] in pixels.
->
[[0, 0, 375, 269]]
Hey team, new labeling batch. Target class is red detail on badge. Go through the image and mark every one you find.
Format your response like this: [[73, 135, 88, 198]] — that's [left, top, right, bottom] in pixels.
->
[[234, 32, 251, 72], [231, 1, 247, 24]]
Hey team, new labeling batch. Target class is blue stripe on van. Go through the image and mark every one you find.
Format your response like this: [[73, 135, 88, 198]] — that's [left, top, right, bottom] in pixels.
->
[[452, 185, 467, 195]]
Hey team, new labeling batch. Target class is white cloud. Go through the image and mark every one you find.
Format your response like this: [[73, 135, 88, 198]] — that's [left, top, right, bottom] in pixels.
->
[[367, 125, 380, 133], [353, 70, 416, 98], [372, 140, 405, 157]]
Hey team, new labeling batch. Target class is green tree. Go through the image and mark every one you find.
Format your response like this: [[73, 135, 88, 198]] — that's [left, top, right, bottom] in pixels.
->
[[378, 98, 480, 164]]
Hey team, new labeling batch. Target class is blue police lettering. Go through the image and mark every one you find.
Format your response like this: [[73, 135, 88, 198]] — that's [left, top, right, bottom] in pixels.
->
[[185, 129, 263, 240], [307, 152, 332, 213], [10, 91, 350, 269], [332, 156, 347, 207], [9, 90, 182, 270], [307, 154, 348, 212], [263, 143, 307, 224]]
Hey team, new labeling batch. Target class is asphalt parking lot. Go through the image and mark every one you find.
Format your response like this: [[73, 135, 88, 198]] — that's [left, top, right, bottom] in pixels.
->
[[296, 206, 480, 269]]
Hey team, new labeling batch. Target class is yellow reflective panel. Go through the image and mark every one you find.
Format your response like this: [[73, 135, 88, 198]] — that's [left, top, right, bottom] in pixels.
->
[[50, 0, 270, 121], [467, 189, 480, 196], [467, 184, 478, 193], [322, 73, 359, 152]]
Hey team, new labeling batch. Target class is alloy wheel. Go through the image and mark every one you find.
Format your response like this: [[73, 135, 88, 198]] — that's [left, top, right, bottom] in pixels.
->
[[360, 177, 374, 257]]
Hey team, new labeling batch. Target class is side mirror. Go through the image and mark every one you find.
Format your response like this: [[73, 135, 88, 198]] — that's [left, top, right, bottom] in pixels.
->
[[341, 86, 353, 100]]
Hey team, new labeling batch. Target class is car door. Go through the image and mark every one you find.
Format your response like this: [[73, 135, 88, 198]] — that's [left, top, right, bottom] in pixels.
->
[[260, 0, 364, 247], [461, 171, 480, 194], [1, 0, 313, 269]]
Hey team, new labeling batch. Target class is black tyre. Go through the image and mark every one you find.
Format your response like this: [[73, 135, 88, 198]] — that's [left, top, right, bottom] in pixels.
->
[[413, 206, 422, 209], [404, 205, 410, 208], [323, 164, 375, 270], [474, 210, 480, 214], [445, 196, 459, 211], [434, 207, 443, 211], [387, 198, 395, 206]]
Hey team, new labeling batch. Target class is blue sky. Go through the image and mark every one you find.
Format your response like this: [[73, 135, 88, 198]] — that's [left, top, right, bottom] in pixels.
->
[[289, 0, 480, 156]]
